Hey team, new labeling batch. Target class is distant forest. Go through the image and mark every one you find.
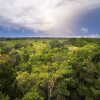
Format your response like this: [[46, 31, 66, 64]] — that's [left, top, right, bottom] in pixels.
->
[[0, 38, 100, 100]]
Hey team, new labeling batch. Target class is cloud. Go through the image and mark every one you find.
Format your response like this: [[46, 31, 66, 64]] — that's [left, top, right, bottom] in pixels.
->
[[89, 33, 100, 38], [0, 0, 100, 36], [80, 27, 88, 33]]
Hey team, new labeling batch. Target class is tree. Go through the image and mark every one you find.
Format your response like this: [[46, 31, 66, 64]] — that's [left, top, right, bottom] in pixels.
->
[[49, 40, 63, 48], [16, 72, 32, 95], [0, 45, 12, 54], [0, 55, 16, 99], [22, 91, 44, 100], [0, 92, 9, 100], [9, 50, 22, 66]]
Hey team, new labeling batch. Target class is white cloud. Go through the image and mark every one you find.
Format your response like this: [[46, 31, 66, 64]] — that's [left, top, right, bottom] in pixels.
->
[[0, 0, 100, 36], [89, 33, 100, 38], [80, 27, 88, 33]]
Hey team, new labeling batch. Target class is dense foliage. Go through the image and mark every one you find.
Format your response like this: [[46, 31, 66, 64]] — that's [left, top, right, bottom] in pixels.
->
[[0, 38, 100, 100]]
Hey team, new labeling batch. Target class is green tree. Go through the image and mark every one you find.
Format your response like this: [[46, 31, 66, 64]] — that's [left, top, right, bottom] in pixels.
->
[[22, 91, 44, 100], [0, 92, 9, 100], [49, 40, 63, 48]]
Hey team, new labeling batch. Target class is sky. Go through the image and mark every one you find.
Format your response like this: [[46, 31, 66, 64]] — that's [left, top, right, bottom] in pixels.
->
[[0, 0, 100, 37]]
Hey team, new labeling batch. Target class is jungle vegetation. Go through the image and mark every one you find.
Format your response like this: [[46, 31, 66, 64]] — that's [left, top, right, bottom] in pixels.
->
[[0, 38, 100, 100]]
